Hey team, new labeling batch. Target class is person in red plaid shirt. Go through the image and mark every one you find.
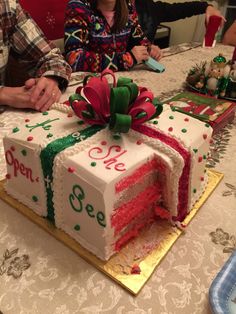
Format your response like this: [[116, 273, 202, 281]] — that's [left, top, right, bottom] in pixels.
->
[[0, 0, 71, 112]]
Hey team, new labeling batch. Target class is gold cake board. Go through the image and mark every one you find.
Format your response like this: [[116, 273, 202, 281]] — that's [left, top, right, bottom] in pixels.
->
[[0, 170, 223, 295]]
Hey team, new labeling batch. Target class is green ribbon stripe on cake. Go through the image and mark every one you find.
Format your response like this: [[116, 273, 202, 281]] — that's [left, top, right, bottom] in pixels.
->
[[40, 125, 103, 222]]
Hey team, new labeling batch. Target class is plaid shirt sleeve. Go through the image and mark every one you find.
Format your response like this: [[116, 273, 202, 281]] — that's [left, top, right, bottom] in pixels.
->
[[9, 0, 71, 90]]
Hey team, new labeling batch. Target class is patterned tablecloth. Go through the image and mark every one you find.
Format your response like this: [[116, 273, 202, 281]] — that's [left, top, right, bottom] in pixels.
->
[[0, 43, 235, 314]]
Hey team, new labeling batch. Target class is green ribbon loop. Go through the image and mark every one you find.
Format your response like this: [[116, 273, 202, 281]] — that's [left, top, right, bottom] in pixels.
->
[[69, 93, 85, 103], [151, 97, 163, 119], [109, 113, 132, 133]]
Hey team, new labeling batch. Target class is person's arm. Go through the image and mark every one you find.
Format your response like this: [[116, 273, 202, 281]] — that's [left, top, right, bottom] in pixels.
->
[[2, 0, 72, 111], [222, 21, 236, 46], [12, 1, 71, 91], [135, 0, 224, 41]]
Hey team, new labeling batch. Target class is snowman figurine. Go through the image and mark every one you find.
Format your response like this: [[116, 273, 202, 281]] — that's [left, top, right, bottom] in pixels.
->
[[205, 54, 231, 98]]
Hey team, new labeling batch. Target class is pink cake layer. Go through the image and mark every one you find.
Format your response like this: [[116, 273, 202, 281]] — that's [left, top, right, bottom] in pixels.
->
[[134, 124, 191, 222]]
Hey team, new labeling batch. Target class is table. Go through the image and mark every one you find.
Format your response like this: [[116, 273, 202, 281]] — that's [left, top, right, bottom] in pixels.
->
[[0, 43, 236, 314]]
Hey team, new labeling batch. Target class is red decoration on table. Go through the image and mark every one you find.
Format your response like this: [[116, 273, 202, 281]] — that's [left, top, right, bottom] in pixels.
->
[[204, 15, 222, 47]]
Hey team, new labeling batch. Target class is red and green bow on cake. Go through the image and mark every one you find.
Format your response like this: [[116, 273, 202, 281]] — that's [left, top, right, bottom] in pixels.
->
[[69, 69, 163, 133]]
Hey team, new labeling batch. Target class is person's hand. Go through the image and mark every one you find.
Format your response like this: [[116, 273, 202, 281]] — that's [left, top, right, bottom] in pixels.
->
[[0, 86, 34, 109], [131, 46, 149, 64], [25, 76, 61, 112], [149, 45, 163, 61], [205, 6, 226, 27]]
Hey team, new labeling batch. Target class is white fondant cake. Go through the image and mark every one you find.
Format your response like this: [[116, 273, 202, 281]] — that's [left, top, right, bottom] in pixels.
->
[[3, 104, 212, 260]]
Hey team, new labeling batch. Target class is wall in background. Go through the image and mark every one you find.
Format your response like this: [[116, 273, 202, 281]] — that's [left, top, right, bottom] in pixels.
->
[[157, 0, 222, 46]]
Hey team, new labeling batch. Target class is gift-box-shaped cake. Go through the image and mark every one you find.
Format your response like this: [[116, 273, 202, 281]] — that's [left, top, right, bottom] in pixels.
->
[[3, 71, 213, 261]]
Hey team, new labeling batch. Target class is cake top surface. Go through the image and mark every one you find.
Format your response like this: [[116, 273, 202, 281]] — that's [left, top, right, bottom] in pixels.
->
[[147, 107, 213, 148], [4, 104, 84, 147]]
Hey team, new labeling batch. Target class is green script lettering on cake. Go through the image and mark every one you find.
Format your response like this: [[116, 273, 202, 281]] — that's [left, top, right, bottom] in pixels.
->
[[25, 118, 60, 132], [69, 184, 106, 228]]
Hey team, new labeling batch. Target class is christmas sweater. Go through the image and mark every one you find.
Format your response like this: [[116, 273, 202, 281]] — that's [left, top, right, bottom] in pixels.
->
[[64, 0, 149, 72]]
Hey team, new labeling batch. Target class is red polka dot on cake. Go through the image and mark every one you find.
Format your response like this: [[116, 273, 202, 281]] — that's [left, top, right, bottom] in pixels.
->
[[136, 139, 142, 145], [25, 119, 30, 122], [184, 118, 189, 122], [200, 176, 204, 181], [203, 134, 207, 140], [198, 156, 203, 162], [168, 127, 173, 132], [101, 141, 107, 145], [67, 113, 73, 118], [68, 167, 75, 173], [10, 146, 15, 151], [27, 136, 33, 141]]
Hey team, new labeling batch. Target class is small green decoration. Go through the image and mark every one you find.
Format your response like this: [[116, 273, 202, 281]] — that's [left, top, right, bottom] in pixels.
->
[[181, 128, 187, 133], [91, 162, 96, 167], [32, 195, 38, 202], [78, 120, 84, 125], [203, 154, 207, 159], [42, 112, 49, 115], [153, 120, 158, 124], [74, 224, 80, 231], [205, 123, 210, 128], [21, 149, 27, 156], [112, 133, 121, 140], [95, 23, 101, 30], [13, 127, 19, 133], [169, 115, 174, 119], [193, 188, 197, 194], [193, 148, 198, 153], [47, 133, 53, 138]]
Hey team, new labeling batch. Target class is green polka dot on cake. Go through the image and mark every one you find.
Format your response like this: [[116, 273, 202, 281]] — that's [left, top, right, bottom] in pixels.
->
[[203, 154, 207, 159], [193, 188, 197, 194], [113, 133, 121, 140], [42, 111, 49, 115], [205, 123, 210, 128], [74, 224, 80, 231], [32, 195, 38, 202], [193, 148, 198, 153], [21, 149, 27, 156], [78, 120, 84, 125], [169, 115, 174, 120], [153, 120, 158, 124], [181, 128, 187, 133], [91, 162, 96, 167], [47, 133, 53, 138], [12, 127, 19, 133]]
